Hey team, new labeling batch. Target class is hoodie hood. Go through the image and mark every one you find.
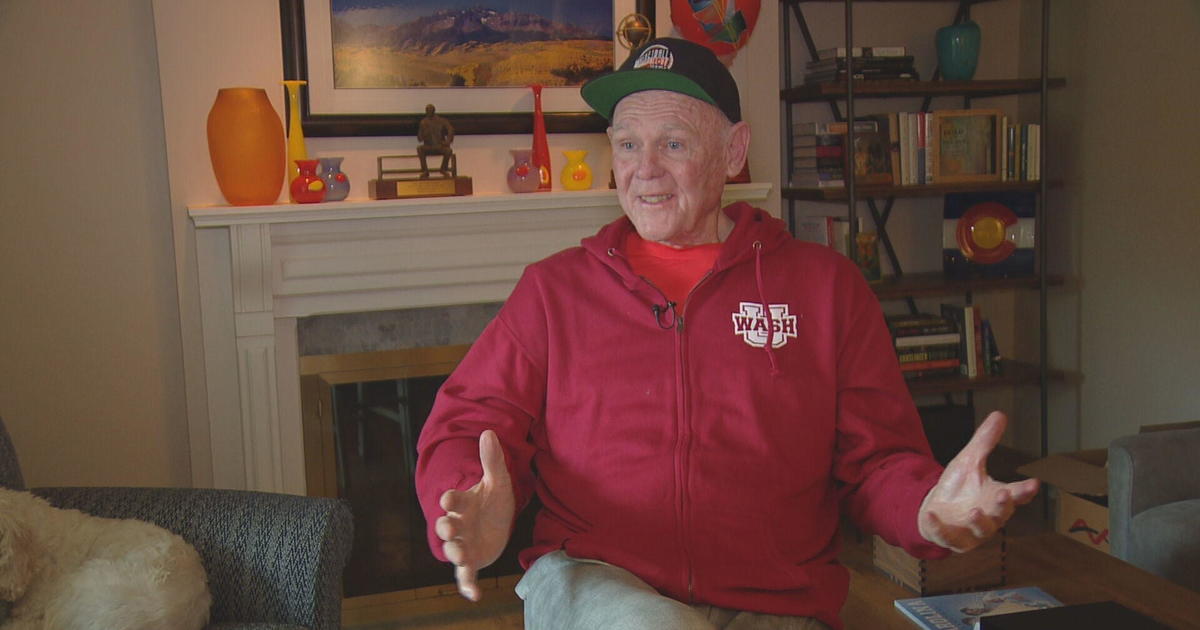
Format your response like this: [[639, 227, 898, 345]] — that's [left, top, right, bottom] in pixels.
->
[[582, 201, 793, 374], [581, 201, 792, 280]]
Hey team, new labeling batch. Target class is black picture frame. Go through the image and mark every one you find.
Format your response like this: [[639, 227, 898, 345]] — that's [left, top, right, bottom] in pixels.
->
[[279, 0, 655, 137]]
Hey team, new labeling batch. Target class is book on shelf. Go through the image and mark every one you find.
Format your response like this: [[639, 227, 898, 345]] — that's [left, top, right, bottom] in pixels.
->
[[894, 586, 1063, 630], [897, 345, 960, 364], [976, 600, 1170, 630], [886, 313, 957, 336], [895, 332, 961, 349], [1002, 122, 1041, 182], [939, 303, 979, 378], [805, 55, 916, 73], [790, 173, 845, 188], [791, 118, 893, 186], [803, 69, 918, 83], [794, 215, 849, 256], [816, 46, 907, 59], [793, 120, 878, 136], [981, 319, 1002, 375], [899, 357, 961, 373], [852, 114, 897, 185]]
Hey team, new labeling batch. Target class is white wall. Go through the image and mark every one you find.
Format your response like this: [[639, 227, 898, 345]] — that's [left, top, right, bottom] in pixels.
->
[[1046, 0, 1200, 448], [0, 1, 188, 486]]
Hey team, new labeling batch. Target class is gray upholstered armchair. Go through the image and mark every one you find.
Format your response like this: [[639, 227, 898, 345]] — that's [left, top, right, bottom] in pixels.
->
[[0, 415, 353, 630], [1108, 426, 1200, 592]]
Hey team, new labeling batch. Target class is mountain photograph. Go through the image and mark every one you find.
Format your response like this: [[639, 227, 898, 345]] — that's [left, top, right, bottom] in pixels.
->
[[329, 1, 615, 88]]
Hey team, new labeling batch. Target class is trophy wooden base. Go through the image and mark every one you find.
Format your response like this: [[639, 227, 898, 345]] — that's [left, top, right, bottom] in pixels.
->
[[368, 176, 473, 200]]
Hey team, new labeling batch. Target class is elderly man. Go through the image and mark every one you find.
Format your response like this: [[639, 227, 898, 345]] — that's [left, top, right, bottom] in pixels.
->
[[415, 38, 1037, 630]]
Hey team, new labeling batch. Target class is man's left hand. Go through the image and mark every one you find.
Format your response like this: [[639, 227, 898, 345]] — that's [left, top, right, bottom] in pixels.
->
[[918, 411, 1040, 553]]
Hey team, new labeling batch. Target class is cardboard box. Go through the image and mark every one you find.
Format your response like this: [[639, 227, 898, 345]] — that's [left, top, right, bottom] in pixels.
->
[[872, 532, 1006, 595], [1017, 449, 1110, 555]]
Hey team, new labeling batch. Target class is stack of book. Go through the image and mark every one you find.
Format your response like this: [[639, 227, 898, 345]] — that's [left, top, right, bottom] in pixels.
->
[[791, 116, 898, 188], [804, 46, 918, 84], [887, 313, 961, 379], [939, 303, 1003, 378], [1002, 121, 1041, 182]]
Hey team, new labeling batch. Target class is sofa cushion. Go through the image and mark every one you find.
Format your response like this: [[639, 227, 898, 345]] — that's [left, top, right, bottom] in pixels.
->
[[1129, 498, 1200, 592]]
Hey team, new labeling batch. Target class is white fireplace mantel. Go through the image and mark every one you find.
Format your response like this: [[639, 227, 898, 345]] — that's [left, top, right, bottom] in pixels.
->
[[186, 183, 771, 494]]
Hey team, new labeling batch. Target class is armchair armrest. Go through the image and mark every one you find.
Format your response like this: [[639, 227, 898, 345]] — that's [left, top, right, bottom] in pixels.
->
[[32, 486, 352, 630], [1108, 427, 1200, 558]]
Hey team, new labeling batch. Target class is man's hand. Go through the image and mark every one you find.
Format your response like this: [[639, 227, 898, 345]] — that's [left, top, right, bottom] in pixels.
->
[[918, 411, 1040, 553], [434, 430, 516, 601]]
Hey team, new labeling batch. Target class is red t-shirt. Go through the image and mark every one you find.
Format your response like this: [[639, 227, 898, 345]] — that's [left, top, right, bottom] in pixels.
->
[[623, 231, 722, 306]]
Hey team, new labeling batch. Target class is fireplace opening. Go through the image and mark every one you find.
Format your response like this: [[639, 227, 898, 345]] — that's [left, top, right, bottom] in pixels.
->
[[300, 343, 536, 599]]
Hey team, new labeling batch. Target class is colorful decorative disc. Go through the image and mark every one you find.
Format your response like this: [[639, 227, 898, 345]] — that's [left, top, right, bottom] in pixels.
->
[[956, 201, 1017, 264], [671, 0, 761, 57]]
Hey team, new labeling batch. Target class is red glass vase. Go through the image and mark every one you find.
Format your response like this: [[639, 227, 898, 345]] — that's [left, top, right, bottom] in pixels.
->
[[289, 159, 326, 203], [530, 84, 552, 191]]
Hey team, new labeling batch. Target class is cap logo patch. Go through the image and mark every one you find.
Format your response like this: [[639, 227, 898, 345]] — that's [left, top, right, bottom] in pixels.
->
[[633, 44, 674, 70]]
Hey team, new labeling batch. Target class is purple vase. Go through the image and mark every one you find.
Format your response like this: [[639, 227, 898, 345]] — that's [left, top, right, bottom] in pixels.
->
[[507, 149, 540, 193]]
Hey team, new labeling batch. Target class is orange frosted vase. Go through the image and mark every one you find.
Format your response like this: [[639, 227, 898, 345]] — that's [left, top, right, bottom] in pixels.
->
[[206, 87, 286, 206]]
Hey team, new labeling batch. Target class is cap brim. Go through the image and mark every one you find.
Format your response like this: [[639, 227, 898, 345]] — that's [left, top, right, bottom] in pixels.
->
[[581, 69, 719, 121]]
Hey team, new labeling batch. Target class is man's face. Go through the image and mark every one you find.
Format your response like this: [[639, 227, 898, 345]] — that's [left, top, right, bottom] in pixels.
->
[[608, 90, 744, 248]]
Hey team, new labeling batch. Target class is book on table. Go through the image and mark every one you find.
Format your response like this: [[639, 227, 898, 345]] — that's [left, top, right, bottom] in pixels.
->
[[894, 586, 1062, 630], [975, 600, 1170, 629]]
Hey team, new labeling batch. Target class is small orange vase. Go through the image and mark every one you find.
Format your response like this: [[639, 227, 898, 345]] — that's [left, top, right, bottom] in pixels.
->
[[206, 88, 285, 205]]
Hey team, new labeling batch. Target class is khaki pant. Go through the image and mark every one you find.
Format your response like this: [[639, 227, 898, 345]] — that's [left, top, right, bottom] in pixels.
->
[[516, 551, 832, 630]]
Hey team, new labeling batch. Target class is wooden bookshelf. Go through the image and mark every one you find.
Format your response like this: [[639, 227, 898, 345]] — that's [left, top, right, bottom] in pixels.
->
[[870, 271, 1062, 300], [783, 180, 1047, 201], [906, 360, 1053, 397], [781, 78, 1065, 103]]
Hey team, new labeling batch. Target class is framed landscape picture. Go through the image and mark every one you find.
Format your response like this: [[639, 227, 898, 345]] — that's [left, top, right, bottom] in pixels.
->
[[929, 109, 1004, 183], [280, 0, 655, 136]]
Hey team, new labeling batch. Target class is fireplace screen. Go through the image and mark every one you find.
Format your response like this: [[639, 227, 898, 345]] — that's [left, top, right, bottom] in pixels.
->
[[300, 345, 533, 597]]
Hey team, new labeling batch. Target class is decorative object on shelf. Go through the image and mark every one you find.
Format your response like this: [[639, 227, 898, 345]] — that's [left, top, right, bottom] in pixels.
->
[[206, 87, 286, 206], [290, 159, 326, 203], [318, 157, 350, 201], [855, 229, 881, 283], [507, 149, 541, 194], [936, 19, 981, 81], [368, 154, 472, 200], [929, 109, 1004, 183], [416, 104, 455, 179], [617, 12, 654, 52], [943, 191, 1036, 279], [530, 84, 552, 191], [671, 0, 761, 62], [281, 80, 309, 199], [560, 150, 594, 191]]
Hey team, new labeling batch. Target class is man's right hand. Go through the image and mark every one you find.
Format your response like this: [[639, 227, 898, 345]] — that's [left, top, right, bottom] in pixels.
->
[[434, 429, 515, 601]]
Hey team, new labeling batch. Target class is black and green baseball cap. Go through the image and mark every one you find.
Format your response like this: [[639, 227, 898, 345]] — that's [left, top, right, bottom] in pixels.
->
[[581, 37, 742, 124]]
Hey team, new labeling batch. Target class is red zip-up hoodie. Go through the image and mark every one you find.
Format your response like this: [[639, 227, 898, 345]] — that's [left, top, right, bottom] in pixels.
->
[[416, 202, 948, 628]]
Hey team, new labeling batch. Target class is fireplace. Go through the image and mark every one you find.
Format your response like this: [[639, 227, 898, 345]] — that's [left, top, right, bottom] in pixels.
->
[[295, 304, 538, 597], [184, 184, 769, 496]]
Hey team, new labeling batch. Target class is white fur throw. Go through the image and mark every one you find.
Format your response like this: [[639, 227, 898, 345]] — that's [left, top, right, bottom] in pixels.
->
[[0, 488, 211, 630]]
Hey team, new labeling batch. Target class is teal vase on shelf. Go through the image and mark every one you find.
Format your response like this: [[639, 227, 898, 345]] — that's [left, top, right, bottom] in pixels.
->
[[936, 19, 981, 80]]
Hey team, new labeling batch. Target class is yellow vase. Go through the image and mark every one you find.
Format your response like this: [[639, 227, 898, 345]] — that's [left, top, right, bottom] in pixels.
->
[[281, 80, 308, 200], [560, 150, 593, 191]]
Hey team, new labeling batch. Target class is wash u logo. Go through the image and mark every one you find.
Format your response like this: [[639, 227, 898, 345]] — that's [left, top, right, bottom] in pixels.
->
[[731, 302, 798, 349]]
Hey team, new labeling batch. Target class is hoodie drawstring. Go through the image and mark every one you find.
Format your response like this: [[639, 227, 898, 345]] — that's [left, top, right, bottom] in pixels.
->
[[753, 241, 781, 377]]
